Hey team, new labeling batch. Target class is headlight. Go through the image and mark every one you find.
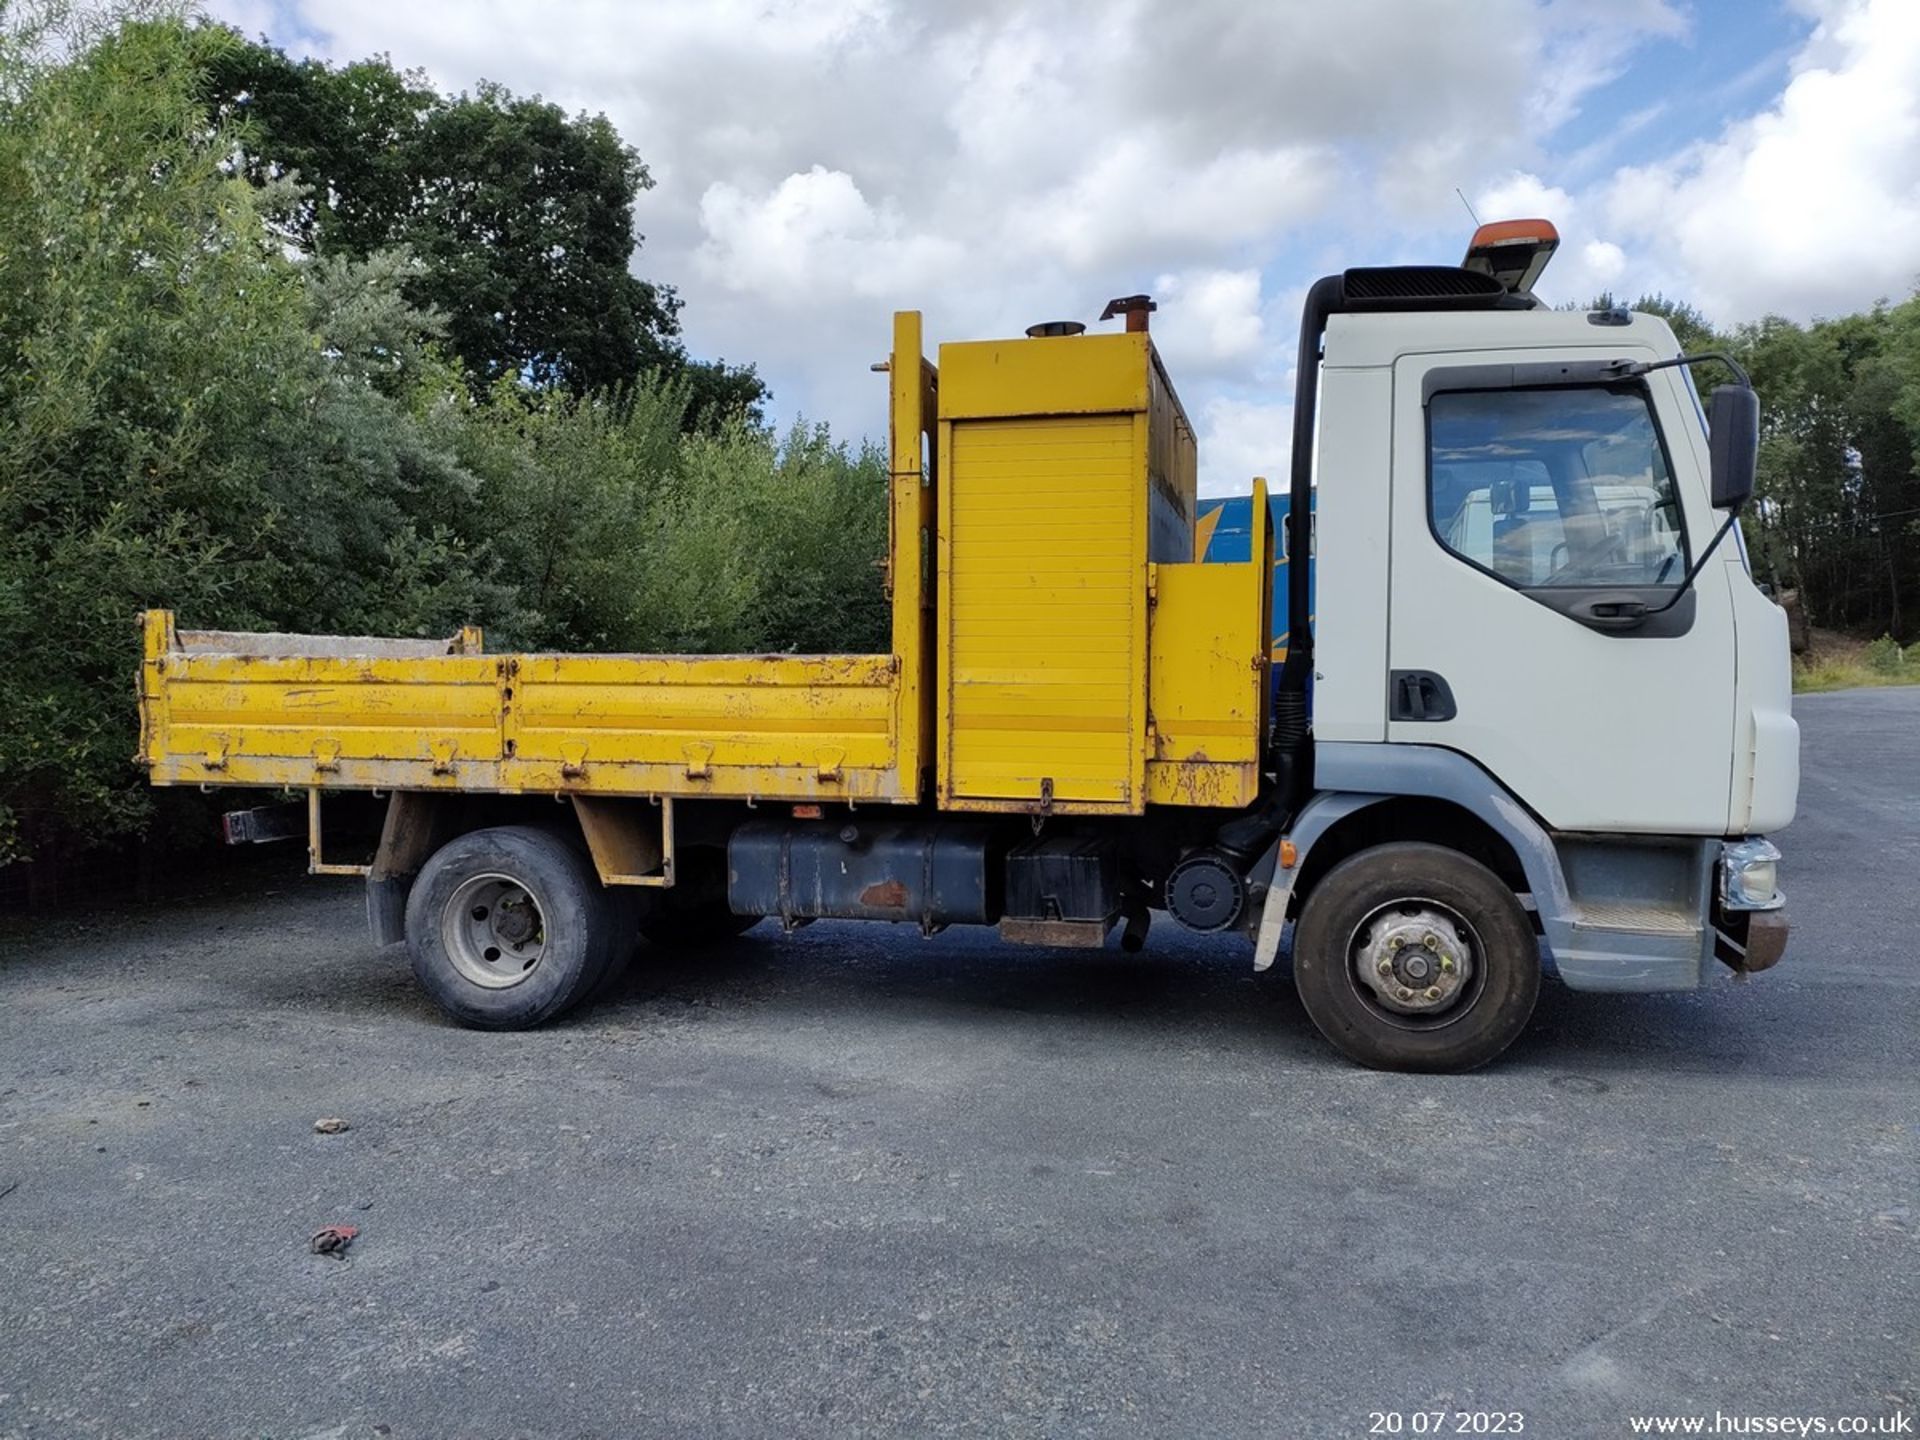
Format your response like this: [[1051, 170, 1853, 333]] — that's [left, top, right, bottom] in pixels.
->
[[1720, 838, 1784, 911]]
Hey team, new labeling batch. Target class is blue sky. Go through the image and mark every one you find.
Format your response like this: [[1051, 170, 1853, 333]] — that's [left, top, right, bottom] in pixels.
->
[[1550, 3, 1802, 182], [208, 0, 1920, 494]]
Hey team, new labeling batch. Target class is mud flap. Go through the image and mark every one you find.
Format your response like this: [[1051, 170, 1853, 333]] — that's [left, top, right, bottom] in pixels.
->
[[367, 873, 411, 948]]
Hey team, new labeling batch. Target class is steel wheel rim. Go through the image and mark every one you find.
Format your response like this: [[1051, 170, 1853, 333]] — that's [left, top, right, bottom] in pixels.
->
[[1344, 897, 1488, 1032], [442, 873, 548, 990]]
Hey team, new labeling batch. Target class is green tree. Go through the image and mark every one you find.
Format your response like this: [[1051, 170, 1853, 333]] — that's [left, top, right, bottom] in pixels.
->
[[724, 422, 891, 656], [402, 80, 678, 395], [202, 41, 434, 256], [201, 34, 768, 424], [1735, 301, 1920, 639], [0, 11, 514, 872], [0, 9, 306, 866]]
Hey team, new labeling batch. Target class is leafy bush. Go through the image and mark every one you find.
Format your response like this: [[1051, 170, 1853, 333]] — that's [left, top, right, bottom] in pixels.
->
[[0, 6, 887, 873], [692, 420, 890, 657], [0, 11, 308, 863], [1862, 635, 1907, 676]]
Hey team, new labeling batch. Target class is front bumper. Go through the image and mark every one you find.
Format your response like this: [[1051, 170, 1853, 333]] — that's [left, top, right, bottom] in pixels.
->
[[1713, 837, 1789, 973]]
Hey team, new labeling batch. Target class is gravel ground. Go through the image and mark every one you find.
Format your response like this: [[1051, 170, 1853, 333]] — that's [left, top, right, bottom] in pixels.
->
[[0, 691, 1914, 1440]]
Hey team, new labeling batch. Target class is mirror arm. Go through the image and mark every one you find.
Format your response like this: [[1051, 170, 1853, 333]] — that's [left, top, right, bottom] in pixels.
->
[[1608, 350, 1753, 389], [1641, 511, 1742, 618], [1608, 348, 1756, 589]]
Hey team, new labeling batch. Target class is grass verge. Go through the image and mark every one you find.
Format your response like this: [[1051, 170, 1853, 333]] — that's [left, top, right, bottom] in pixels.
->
[[1793, 630, 1920, 693], [1794, 659, 1920, 693]]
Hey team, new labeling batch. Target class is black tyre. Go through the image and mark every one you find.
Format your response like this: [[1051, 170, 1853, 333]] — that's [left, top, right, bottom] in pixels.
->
[[1293, 842, 1539, 1072], [406, 825, 621, 1029]]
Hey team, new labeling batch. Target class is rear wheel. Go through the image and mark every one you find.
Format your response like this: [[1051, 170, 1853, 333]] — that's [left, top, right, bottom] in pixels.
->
[[1292, 842, 1539, 1072], [406, 825, 620, 1029]]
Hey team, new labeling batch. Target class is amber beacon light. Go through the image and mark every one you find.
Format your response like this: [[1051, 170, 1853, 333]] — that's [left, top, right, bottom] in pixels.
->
[[1461, 218, 1561, 295]]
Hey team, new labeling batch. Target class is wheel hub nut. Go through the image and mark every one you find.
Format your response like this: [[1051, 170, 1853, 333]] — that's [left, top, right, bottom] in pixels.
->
[[1354, 906, 1475, 1019], [494, 901, 536, 944]]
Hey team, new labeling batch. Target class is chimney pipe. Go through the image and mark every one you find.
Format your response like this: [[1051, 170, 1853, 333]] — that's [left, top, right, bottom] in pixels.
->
[[1099, 294, 1156, 333]]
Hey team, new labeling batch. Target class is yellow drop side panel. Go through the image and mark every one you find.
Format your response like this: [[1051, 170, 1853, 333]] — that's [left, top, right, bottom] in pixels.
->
[[940, 414, 1145, 811], [1146, 475, 1270, 807], [503, 652, 898, 797], [139, 619, 906, 801], [1145, 565, 1267, 809]]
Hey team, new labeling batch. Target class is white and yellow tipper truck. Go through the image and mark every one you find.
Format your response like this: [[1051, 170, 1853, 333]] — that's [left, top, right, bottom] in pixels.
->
[[137, 222, 1797, 1070]]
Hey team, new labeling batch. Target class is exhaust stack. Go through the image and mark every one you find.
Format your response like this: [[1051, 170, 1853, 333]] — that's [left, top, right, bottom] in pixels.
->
[[1099, 294, 1156, 333]]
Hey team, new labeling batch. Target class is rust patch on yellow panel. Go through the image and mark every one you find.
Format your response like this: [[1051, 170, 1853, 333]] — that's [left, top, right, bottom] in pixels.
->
[[1145, 761, 1260, 809]]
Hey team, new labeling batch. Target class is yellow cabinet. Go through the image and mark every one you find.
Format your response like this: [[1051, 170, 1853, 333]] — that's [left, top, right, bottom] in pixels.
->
[[935, 329, 1200, 814]]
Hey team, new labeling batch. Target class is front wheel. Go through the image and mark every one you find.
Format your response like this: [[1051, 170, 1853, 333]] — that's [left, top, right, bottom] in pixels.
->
[[1292, 842, 1540, 1072], [406, 825, 621, 1029]]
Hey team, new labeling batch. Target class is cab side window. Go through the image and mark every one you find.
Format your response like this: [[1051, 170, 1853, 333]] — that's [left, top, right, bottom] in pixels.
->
[[1429, 386, 1687, 591]]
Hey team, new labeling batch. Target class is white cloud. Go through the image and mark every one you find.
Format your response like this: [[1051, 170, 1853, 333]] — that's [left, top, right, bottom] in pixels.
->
[[695, 167, 963, 301], [1581, 240, 1627, 287], [206, 0, 1908, 493], [1018, 141, 1332, 272], [1477, 172, 1577, 230], [1198, 395, 1293, 499], [1599, 0, 1920, 322], [1148, 269, 1266, 380], [1527, 0, 1688, 132], [1370, 0, 1685, 220]]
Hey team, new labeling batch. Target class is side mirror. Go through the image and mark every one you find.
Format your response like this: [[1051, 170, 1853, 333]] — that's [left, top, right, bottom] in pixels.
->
[[1709, 384, 1759, 511]]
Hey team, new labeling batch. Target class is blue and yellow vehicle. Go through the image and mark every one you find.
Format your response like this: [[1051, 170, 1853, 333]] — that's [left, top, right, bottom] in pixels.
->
[[1196, 491, 1315, 670]]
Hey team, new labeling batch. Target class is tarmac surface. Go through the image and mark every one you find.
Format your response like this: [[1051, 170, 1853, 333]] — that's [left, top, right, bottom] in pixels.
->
[[0, 688, 1914, 1438]]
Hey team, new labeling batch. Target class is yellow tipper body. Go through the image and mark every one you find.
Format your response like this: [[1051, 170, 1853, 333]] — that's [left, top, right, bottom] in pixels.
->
[[138, 312, 1268, 816]]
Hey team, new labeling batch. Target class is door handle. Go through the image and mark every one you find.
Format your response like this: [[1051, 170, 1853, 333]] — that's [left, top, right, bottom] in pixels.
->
[[1569, 597, 1650, 631], [1390, 670, 1457, 722]]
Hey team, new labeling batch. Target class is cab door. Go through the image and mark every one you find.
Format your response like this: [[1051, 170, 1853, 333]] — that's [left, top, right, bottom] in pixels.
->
[[1385, 353, 1733, 833]]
